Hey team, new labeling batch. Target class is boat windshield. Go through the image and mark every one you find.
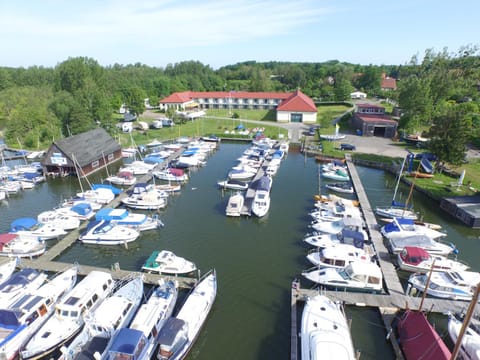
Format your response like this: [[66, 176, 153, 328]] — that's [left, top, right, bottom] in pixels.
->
[[338, 268, 350, 280]]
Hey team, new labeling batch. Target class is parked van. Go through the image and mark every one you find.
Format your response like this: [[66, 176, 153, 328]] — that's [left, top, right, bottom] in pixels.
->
[[121, 122, 133, 133], [150, 120, 163, 129], [161, 119, 175, 127]]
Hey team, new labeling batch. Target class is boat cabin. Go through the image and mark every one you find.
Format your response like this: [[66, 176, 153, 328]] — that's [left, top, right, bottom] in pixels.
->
[[156, 317, 188, 360], [54, 271, 114, 320], [341, 262, 382, 288], [105, 328, 148, 360]]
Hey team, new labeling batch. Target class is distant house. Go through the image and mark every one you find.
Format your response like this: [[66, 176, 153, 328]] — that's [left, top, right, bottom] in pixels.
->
[[158, 89, 317, 123], [41, 128, 122, 177], [381, 73, 397, 91], [350, 91, 367, 99], [352, 103, 397, 137]]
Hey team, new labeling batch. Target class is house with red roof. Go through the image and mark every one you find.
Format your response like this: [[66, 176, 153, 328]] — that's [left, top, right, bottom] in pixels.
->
[[352, 103, 397, 137], [381, 73, 397, 91], [158, 89, 317, 123]]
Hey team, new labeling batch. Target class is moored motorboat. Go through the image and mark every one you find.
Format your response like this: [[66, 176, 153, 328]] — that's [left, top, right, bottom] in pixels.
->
[[121, 190, 168, 210], [408, 270, 480, 301], [217, 179, 249, 191], [302, 261, 383, 293], [0, 268, 48, 308], [156, 269, 217, 360], [37, 210, 81, 231], [303, 229, 367, 249], [10, 217, 67, 241], [397, 246, 469, 273], [141, 250, 197, 275], [59, 274, 144, 360], [386, 235, 457, 256], [325, 182, 354, 194], [301, 294, 356, 360], [0, 233, 46, 258], [103, 279, 178, 360], [105, 171, 137, 186], [381, 217, 446, 241], [306, 243, 372, 269], [396, 310, 451, 360], [153, 168, 189, 182], [447, 313, 480, 360], [21, 271, 115, 360], [251, 175, 272, 218], [79, 220, 141, 246], [0, 267, 77, 360], [95, 208, 164, 231], [225, 192, 244, 217], [0, 258, 17, 287]]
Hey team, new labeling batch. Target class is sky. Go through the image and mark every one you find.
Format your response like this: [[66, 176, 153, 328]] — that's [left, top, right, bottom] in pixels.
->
[[1, 0, 479, 69]]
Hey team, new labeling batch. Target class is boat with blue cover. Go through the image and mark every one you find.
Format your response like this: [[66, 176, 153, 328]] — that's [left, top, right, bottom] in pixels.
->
[[95, 208, 164, 231]]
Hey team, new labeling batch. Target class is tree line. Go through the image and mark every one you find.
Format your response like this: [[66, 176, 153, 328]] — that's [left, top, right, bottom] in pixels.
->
[[0, 46, 479, 165]]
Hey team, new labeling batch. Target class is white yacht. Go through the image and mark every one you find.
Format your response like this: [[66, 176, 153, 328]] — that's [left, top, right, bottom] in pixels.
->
[[225, 192, 244, 217], [141, 250, 197, 275], [0, 267, 77, 360], [302, 261, 383, 293], [448, 314, 480, 360], [10, 217, 67, 241], [306, 243, 372, 269], [157, 270, 217, 360], [0, 258, 17, 287], [301, 294, 356, 360], [37, 210, 81, 231], [95, 208, 164, 231], [0, 233, 46, 258], [397, 246, 469, 273], [59, 275, 144, 360], [0, 268, 48, 308], [79, 220, 140, 246], [21, 271, 115, 360], [121, 190, 168, 210], [251, 175, 272, 218], [103, 279, 178, 360], [381, 217, 446, 241]]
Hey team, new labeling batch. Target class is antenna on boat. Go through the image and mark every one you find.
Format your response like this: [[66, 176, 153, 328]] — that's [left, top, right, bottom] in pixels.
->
[[451, 282, 480, 360]]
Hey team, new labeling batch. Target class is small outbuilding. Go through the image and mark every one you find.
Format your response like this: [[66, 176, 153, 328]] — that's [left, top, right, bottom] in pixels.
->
[[350, 91, 367, 99], [42, 128, 122, 177], [440, 195, 480, 228], [352, 103, 398, 137]]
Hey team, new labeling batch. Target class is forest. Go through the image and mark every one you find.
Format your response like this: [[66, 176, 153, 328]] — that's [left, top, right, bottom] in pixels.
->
[[0, 45, 479, 165]]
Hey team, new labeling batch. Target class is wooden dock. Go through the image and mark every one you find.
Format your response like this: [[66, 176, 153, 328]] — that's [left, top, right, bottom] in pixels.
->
[[291, 154, 477, 360]]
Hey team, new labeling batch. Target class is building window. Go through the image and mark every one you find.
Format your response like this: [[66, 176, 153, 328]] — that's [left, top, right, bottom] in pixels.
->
[[92, 160, 99, 168], [107, 154, 114, 161]]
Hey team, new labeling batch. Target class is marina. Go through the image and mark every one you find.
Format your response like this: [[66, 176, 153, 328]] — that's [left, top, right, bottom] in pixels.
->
[[0, 141, 479, 359]]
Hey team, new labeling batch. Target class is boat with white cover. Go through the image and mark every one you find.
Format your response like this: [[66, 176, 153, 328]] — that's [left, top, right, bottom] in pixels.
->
[[306, 243, 372, 269], [59, 275, 144, 360], [251, 175, 272, 218], [310, 216, 364, 235], [0, 268, 48, 308], [121, 190, 168, 210], [153, 168, 189, 182], [21, 271, 115, 360], [105, 171, 137, 186], [217, 179, 249, 191], [95, 208, 164, 231], [301, 294, 356, 360], [226, 192, 244, 217], [448, 313, 480, 360], [156, 269, 217, 360], [386, 235, 457, 256], [37, 210, 81, 231], [76, 188, 115, 205], [119, 161, 156, 175], [381, 217, 446, 241], [142, 250, 197, 275], [0, 267, 77, 360], [397, 246, 469, 273], [303, 229, 367, 249], [302, 261, 383, 293], [408, 270, 480, 301], [79, 220, 140, 246], [0, 233, 46, 258], [102, 279, 178, 360], [227, 166, 256, 181], [325, 182, 354, 194]]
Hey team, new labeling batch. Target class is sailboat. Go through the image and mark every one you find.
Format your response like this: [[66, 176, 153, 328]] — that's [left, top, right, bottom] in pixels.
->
[[375, 155, 418, 220]]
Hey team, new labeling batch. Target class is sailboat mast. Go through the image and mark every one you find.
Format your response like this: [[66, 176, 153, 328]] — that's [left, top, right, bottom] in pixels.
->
[[392, 155, 407, 204]]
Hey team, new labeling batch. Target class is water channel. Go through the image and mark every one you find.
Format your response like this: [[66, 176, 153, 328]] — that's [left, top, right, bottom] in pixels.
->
[[1, 142, 479, 360]]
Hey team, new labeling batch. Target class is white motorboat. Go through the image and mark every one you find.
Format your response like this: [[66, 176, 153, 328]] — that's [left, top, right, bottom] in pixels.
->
[[105, 170, 137, 186], [303, 229, 367, 249], [0, 233, 46, 258], [322, 168, 350, 181], [37, 210, 81, 231], [227, 167, 256, 181], [0, 267, 77, 360], [381, 217, 446, 241], [302, 261, 383, 293], [153, 168, 189, 182], [448, 314, 480, 360], [0, 268, 48, 308], [59, 275, 144, 360], [408, 270, 480, 301], [325, 182, 354, 194], [141, 250, 197, 275], [251, 175, 272, 218], [10, 217, 67, 241], [265, 163, 279, 176], [95, 208, 164, 231], [79, 220, 140, 246], [121, 190, 168, 210], [157, 269, 217, 360], [104, 279, 178, 360], [155, 183, 182, 193], [0, 258, 17, 287], [301, 294, 356, 360], [21, 271, 115, 360], [119, 160, 157, 175], [76, 187, 115, 205], [226, 192, 244, 217], [397, 246, 469, 273], [217, 179, 249, 191], [310, 216, 364, 235], [306, 243, 372, 269], [386, 235, 457, 256]]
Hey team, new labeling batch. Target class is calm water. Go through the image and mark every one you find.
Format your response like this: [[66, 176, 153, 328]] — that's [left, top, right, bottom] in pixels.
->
[[2, 143, 479, 360]]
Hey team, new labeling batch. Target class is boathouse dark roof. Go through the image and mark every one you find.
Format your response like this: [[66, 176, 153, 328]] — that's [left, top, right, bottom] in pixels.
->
[[54, 128, 121, 167], [440, 195, 480, 228]]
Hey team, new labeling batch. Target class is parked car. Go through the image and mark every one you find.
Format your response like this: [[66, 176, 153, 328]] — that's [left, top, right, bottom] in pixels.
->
[[340, 143, 356, 151]]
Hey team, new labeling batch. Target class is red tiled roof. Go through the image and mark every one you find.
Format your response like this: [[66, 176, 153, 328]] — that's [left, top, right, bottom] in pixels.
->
[[381, 77, 397, 90], [159, 91, 194, 104], [356, 114, 397, 124], [277, 89, 317, 112]]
